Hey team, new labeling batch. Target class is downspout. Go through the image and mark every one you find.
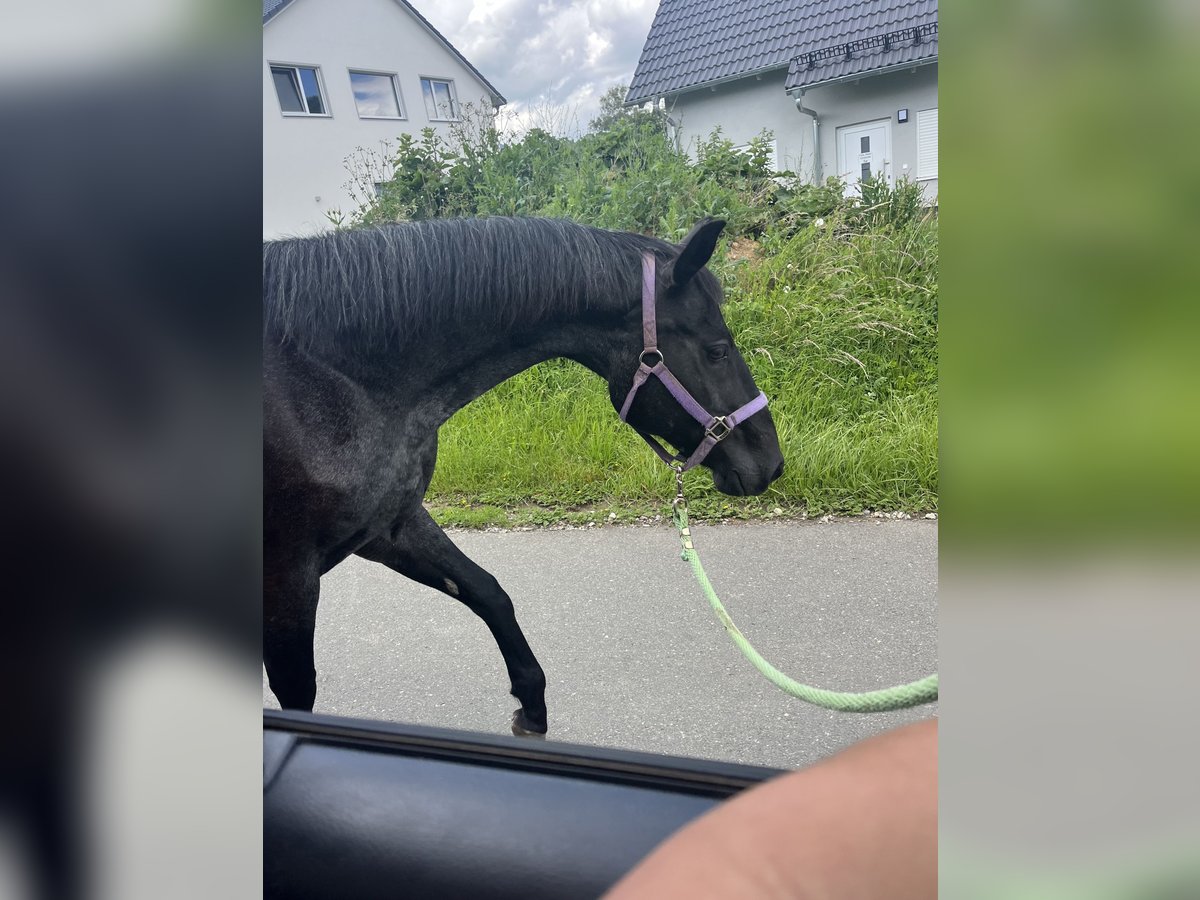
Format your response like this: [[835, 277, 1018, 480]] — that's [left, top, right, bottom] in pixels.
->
[[659, 96, 681, 152], [665, 114, 681, 152], [792, 93, 821, 183]]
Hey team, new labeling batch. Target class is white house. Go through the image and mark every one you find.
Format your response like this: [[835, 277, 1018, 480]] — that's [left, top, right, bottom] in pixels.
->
[[263, 0, 505, 238], [626, 0, 937, 200]]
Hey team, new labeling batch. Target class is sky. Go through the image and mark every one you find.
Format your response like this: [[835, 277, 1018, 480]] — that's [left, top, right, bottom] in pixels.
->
[[419, 0, 660, 135]]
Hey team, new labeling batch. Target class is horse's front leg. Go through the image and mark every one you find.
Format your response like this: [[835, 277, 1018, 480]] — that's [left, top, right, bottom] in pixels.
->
[[357, 511, 549, 737], [263, 561, 321, 711]]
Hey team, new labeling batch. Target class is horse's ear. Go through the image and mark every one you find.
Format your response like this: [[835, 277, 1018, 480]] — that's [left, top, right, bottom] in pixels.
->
[[669, 218, 726, 288]]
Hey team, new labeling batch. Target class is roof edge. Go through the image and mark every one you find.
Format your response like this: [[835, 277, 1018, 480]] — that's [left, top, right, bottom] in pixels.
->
[[624, 63, 790, 106], [262, 0, 297, 25], [390, 0, 506, 106], [787, 52, 937, 93]]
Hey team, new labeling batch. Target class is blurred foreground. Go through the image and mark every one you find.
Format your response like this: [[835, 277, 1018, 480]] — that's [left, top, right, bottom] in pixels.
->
[[0, 3, 262, 898], [941, 1, 1200, 896]]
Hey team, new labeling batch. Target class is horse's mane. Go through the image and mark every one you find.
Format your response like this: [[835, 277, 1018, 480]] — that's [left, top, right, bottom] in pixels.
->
[[262, 217, 674, 351]]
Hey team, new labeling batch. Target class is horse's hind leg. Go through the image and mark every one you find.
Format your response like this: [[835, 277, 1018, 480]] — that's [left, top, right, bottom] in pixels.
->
[[357, 512, 548, 737], [263, 563, 321, 711]]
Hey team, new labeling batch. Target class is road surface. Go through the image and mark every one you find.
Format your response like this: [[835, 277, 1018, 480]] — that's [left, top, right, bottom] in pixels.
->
[[263, 518, 937, 770]]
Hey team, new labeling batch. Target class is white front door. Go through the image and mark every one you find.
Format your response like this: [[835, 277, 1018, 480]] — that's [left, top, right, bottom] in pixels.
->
[[836, 120, 892, 195]]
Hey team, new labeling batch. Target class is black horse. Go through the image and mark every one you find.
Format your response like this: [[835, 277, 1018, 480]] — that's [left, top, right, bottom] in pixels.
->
[[263, 216, 784, 735]]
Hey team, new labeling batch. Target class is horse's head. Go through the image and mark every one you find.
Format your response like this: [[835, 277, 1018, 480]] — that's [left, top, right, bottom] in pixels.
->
[[610, 218, 785, 496]]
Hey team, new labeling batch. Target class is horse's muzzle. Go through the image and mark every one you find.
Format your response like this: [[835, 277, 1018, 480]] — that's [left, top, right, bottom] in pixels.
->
[[715, 459, 783, 497]]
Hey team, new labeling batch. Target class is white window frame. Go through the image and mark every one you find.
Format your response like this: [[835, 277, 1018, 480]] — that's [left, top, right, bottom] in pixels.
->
[[916, 107, 938, 181], [348, 69, 407, 121], [419, 76, 459, 122], [269, 62, 331, 118]]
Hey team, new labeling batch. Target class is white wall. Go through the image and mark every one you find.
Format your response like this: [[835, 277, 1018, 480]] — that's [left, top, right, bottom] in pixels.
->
[[669, 62, 938, 200], [806, 63, 938, 199], [263, 0, 498, 238], [668, 72, 801, 172]]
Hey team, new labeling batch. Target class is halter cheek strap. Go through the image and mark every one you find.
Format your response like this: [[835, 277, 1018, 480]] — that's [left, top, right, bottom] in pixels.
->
[[618, 251, 769, 472]]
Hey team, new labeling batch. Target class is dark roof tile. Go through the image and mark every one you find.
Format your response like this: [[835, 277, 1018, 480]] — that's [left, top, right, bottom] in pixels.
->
[[628, 0, 936, 101]]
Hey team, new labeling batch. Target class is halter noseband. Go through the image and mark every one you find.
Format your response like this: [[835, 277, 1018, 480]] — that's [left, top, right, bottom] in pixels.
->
[[618, 251, 769, 471]]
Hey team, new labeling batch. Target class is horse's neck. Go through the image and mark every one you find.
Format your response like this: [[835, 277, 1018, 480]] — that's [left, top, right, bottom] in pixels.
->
[[339, 315, 621, 429]]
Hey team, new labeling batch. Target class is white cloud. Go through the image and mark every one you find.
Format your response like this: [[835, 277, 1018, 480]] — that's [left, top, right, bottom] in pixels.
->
[[421, 0, 660, 135]]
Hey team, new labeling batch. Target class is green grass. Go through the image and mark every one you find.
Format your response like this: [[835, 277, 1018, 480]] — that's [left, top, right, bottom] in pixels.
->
[[426, 214, 938, 525]]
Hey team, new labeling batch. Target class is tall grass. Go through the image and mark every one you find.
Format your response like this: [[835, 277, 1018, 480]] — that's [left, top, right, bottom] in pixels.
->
[[428, 215, 937, 524], [334, 93, 938, 524]]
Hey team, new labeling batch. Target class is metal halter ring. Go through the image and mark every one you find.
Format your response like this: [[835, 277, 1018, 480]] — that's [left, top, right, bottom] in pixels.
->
[[705, 417, 731, 441], [639, 349, 664, 368]]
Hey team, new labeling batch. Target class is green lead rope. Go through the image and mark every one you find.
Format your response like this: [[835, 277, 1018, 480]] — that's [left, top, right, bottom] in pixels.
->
[[670, 480, 938, 713]]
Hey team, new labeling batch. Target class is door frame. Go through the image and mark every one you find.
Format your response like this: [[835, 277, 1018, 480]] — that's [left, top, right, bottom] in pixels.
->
[[835, 118, 893, 191]]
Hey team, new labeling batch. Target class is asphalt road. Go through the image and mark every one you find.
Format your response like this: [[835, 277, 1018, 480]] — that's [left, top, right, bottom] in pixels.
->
[[263, 519, 937, 770]]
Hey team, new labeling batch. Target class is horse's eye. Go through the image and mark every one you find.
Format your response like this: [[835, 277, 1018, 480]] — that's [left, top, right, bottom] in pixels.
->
[[706, 344, 730, 362]]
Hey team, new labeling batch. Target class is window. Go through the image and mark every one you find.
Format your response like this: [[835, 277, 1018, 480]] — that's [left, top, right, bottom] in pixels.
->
[[917, 107, 938, 180], [420, 77, 458, 121], [350, 70, 405, 119], [270, 64, 328, 116]]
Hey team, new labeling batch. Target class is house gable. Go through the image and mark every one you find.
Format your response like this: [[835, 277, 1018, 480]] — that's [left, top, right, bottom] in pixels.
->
[[263, 0, 505, 105], [262, 0, 505, 237]]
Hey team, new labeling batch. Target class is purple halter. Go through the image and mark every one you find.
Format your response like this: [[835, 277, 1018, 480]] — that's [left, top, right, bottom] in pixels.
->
[[618, 251, 769, 472]]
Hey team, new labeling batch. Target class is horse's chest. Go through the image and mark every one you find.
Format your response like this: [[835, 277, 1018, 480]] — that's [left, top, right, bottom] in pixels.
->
[[367, 439, 436, 509], [265, 348, 439, 561]]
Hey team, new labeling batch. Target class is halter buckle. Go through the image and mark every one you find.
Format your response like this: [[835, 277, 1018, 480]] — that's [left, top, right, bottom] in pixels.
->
[[706, 417, 731, 442], [639, 349, 664, 368]]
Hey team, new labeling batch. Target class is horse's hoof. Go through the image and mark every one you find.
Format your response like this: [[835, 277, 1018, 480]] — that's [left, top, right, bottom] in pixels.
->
[[511, 709, 547, 739]]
